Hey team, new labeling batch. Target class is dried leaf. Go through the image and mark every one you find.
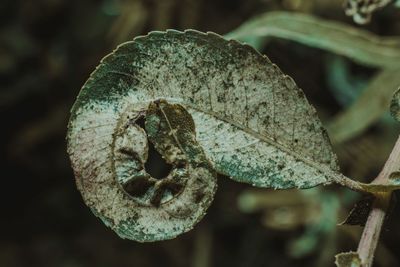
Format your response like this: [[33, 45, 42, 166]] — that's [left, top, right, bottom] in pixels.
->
[[67, 30, 343, 241], [335, 251, 362, 267], [341, 196, 374, 227], [80, 98, 217, 242], [226, 11, 400, 68]]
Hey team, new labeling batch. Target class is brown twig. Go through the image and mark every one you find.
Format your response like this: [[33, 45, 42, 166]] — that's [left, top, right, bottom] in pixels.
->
[[356, 135, 400, 267]]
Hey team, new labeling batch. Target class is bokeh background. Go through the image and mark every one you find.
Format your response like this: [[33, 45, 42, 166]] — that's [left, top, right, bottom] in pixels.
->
[[2, 0, 400, 266]]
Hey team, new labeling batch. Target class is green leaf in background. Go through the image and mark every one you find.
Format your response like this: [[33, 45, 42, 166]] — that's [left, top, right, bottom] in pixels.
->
[[226, 11, 400, 69], [328, 68, 400, 144]]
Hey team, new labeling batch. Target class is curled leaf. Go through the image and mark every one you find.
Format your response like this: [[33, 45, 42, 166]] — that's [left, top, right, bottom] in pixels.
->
[[71, 98, 217, 242], [67, 30, 342, 241], [341, 196, 374, 226]]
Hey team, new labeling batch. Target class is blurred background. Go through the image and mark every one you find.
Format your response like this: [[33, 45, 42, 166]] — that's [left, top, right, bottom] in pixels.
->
[[2, 0, 400, 266]]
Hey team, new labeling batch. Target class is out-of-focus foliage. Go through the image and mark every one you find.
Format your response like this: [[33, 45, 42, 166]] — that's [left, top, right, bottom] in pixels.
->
[[335, 251, 362, 267], [327, 68, 400, 144], [227, 11, 400, 68], [238, 188, 339, 262], [344, 0, 393, 25], [2, 0, 400, 267], [390, 87, 400, 121]]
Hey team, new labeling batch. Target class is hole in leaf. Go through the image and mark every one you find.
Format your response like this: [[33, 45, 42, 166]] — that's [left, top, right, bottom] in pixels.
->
[[136, 115, 173, 180], [121, 113, 181, 205], [135, 116, 146, 128], [144, 141, 173, 180], [123, 176, 154, 197]]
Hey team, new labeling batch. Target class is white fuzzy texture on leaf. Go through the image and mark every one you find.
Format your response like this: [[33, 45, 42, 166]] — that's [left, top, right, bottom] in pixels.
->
[[67, 30, 339, 241]]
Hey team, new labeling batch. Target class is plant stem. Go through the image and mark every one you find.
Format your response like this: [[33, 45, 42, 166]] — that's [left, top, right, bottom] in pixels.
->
[[356, 134, 400, 267], [357, 193, 390, 267]]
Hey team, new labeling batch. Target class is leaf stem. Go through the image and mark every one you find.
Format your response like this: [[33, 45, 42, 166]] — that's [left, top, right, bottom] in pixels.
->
[[332, 168, 400, 194], [356, 134, 400, 266], [333, 173, 366, 193]]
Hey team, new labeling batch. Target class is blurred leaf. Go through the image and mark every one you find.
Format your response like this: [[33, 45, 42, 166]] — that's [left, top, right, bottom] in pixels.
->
[[327, 68, 400, 144], [288, 192, 339, 258], [335, 131, 395, 181], [390, 87, 400, 121], [107, 0, 147, 44], [325, 55, 368, 107], [335, 251, 362, 267], [238, 189, 320, 230], [227, 11, 400, 68], [344, 0, 392, 25]]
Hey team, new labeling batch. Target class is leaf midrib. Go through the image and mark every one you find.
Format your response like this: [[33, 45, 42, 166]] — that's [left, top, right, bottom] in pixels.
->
[[182, 101, 338, 180]]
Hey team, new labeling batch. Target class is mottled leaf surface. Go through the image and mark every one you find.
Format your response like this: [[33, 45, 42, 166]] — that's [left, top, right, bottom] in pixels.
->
[[67, 30, 340, 240], [227, 11, 400, 144]]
